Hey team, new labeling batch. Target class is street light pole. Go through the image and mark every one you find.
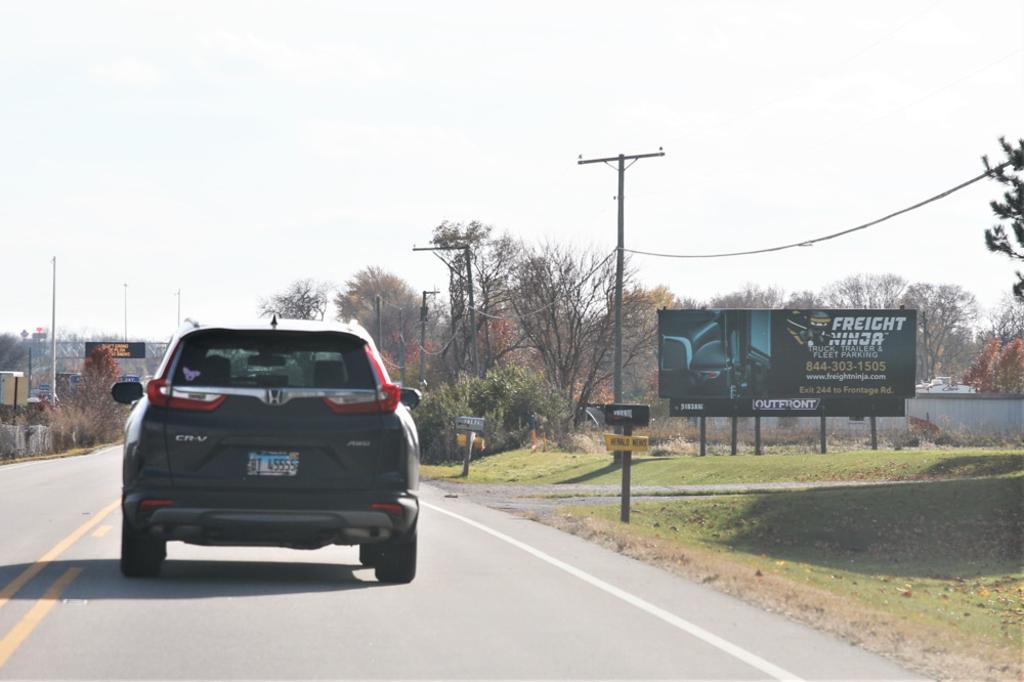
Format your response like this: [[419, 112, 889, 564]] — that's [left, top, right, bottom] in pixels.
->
[[123, 283, 128, 341], [175, 289, 181, 326], [50, 257, 57, 403]]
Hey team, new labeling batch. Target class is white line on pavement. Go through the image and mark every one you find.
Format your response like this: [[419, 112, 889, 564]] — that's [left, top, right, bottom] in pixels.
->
[[423, 500, 803, 682]]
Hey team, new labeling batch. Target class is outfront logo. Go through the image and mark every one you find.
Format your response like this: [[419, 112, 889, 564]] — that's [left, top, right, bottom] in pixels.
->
[[753, 399, 821, 411]]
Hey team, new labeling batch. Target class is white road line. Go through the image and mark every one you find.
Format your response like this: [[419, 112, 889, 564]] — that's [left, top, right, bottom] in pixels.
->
[[423, 500, 803, 682]]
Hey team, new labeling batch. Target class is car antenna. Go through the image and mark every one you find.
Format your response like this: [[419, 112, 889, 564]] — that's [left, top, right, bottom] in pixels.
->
[[270, 314, 278, 330]]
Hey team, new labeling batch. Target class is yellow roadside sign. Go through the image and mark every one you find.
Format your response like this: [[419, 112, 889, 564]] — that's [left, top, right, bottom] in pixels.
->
[[603, 434, 649, 452]]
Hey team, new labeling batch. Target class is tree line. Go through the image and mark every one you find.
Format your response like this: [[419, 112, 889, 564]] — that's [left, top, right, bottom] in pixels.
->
[[257, 222, 1024, 413]]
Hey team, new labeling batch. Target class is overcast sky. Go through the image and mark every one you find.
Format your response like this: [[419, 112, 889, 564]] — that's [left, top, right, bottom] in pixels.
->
[[2, 1, 1022, 341]]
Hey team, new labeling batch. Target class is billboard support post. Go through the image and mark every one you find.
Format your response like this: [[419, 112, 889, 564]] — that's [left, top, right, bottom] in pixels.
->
[[730, 417, 738, 455], [754, 416, 762, 455], [699, 417, 706, 456], [870, 416, 878, 450], [819, 415, 827, 454]]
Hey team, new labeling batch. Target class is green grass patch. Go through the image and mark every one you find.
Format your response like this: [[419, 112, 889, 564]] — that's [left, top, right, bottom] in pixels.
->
[[566, 476, 1024, 650], [421, 449, 609, 483], [421, 448, 1024, 486]]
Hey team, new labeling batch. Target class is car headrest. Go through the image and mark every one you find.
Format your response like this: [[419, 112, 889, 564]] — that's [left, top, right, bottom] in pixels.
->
[[314, 360, 348, 387], [202, 356, 231, 385]]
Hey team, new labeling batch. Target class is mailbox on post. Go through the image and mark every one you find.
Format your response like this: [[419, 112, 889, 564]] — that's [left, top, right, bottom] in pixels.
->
[[603, 404, 650, 428], [601, 403, 650, 524], [454, 416, 486, 477]]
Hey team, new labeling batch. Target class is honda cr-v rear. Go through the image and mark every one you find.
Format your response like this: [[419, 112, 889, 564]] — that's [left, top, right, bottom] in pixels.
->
[[111, 319, 420, 583]]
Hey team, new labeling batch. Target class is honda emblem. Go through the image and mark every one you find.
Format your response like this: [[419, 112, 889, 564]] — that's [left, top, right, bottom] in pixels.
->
[[266, 389, 284, 405]]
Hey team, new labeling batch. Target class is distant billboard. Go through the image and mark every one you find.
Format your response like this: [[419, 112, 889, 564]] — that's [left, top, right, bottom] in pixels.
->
[[84, 341, 146, 359], [658, 309, 916, 417]]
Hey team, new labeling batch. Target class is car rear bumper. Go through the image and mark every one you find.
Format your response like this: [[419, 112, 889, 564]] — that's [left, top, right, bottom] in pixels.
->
[[123, 489, 417, 549]]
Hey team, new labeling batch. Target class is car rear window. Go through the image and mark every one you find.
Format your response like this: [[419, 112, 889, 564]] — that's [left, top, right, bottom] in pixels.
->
[[171, 330, 376, 389]]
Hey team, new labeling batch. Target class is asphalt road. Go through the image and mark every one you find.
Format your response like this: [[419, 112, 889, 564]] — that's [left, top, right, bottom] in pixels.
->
[[0, 447, 922, 680]]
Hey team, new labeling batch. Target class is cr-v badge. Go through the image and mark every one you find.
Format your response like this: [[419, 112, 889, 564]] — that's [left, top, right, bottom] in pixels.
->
[[175, 434, 208, 443]]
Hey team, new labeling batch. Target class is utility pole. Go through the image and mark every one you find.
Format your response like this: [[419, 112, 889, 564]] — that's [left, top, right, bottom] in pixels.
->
[[50, 257, 57, 403], [374, 295, 383, 350], [398, 308, 406, 386], [463, 246, 478, 376], [578, 149, 664, 406], [413, 244, 478, 376], [419, 289, 439, 388]]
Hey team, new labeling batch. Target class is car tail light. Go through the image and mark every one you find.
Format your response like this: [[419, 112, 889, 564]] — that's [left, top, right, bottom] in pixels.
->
[[322, 345, 401, 414], [370, 502, 403, 517], [146, 378, 225, 412], [139, 498, 176, 511], [323, 384, 401, 414]]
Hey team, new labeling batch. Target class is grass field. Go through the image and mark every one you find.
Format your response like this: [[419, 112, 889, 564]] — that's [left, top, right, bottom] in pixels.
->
[[559, 475, 1023, 678], [421, 447, 1024, 486]]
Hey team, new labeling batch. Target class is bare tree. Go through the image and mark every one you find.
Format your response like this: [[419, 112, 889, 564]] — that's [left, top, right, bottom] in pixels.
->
[[510, 242, 617, 417], [258, 279, 331, 321], [785, 289, 824, 308], [428, 221, 522, 377], [904, 283, 979, 380], [0, 334, 28, 372], [621, 284, 680, 401], [708, 283, 786, 309], [334, 267, 422, 372], [987, 294, 1024, 344], [822, 273, 909, 308]]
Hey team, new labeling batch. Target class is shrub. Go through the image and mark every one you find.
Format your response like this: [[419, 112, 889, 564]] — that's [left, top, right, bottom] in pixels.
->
[[49, 345, 127, 451], [416, 364, 571, 463]]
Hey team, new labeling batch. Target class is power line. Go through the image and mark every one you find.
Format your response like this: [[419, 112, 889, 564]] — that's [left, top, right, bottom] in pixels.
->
[[625, 162, 1007, 260], [816, 0, 943, 78]]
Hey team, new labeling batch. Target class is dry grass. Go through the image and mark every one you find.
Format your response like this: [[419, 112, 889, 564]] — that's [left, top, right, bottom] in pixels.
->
[[542, 512, 1021, 682], [0, 442, 119, 466]]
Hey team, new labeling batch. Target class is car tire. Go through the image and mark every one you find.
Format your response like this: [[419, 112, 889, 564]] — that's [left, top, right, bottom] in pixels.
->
[[120, 520, 166, 578], [374, 537, 417, 584], [359, 544, 383, 567]]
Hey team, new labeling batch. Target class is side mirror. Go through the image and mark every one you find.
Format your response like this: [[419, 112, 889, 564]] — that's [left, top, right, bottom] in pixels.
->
[[399, 387, 421, 410], [111, 381, 144, 404]]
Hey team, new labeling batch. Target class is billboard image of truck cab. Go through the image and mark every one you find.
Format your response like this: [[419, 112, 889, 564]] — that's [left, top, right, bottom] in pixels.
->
[[658, 309, 771, 399]]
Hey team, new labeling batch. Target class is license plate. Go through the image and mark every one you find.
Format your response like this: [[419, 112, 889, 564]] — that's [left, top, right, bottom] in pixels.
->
[[247, 451, 300, 477]]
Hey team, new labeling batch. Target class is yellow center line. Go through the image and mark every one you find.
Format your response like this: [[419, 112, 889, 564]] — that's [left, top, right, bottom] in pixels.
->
[[0, 499, 118, 610], [90, 525, 112, 539], [0, 567, 82, 669]]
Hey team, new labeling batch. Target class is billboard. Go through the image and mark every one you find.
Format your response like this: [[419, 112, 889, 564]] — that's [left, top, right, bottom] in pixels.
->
[[658, 309, 916, 416], [84, 341, 146, 359]]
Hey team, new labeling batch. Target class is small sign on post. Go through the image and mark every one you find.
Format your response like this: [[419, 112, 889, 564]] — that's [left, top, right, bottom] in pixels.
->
[[455, 416, 485, 432], [603, 434, 650, 452], [455, 416, 486, 477], [602, 403, 649, 524]]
